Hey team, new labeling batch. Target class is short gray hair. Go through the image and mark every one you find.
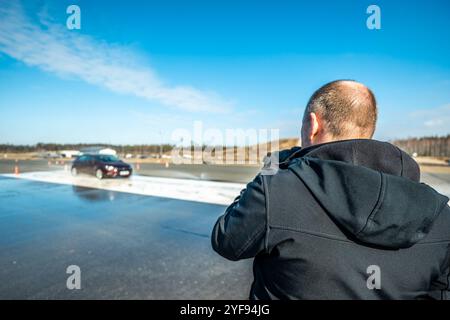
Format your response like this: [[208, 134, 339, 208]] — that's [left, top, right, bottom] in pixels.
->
[[304, 80, 378, 138]]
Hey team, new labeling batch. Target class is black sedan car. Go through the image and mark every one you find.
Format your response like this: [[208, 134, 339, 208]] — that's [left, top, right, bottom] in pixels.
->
[[71, 154, 133, 179]]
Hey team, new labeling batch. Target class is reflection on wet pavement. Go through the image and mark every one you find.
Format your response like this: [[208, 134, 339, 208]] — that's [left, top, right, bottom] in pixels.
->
[[0, 177, 252, 299]]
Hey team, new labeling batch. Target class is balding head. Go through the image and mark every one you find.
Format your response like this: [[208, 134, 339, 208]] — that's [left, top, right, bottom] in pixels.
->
[[301, 80, 378, 147]]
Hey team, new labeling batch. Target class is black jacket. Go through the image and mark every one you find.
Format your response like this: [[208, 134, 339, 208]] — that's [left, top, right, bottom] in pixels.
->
[[211, 139, 450, 299]]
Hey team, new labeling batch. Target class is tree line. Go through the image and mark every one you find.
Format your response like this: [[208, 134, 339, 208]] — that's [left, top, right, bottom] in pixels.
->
[[0, 143, 174, 155], [1, 135, 449, 157], [392, 135, 450, 157]]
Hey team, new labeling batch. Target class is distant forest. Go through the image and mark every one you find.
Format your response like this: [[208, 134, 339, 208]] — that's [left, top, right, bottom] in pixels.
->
[[392, 135, 450, 157], [1, 135, 449, 157], [0, 143, 174, 155]]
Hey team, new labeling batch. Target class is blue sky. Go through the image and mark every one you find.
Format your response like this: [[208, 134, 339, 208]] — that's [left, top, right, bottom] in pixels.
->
[[0, 0, 449, 145]]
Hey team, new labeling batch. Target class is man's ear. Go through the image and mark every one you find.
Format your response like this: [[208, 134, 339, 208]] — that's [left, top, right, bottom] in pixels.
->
[[309, 112, 320, 141]]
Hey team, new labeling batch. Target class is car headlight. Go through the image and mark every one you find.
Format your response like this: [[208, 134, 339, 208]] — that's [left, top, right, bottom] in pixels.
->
[[105, 165, 115, 171]]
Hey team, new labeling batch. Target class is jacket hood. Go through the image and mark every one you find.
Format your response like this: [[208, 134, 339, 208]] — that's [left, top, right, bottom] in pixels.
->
[[288, 139, 449, 249]]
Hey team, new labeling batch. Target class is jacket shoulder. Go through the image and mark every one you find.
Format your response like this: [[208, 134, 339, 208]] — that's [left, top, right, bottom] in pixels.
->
[[423, 203, 450, 243], [264, 168, 346, 238]]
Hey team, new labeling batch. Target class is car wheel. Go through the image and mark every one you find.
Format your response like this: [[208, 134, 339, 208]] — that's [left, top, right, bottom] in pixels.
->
[[96, 169, 104, 180], [71, 167, 77, 176]]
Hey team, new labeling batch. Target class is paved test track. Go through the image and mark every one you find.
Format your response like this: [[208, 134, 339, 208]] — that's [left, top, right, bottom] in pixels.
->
[[0, 161, 448, 299]]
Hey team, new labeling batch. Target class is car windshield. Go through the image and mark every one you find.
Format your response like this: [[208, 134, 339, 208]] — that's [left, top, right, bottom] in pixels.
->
[[97, 155, 119, 162]]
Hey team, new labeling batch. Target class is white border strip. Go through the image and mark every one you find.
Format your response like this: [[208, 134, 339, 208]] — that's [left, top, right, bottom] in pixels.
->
[[1, 171, 246, 206]]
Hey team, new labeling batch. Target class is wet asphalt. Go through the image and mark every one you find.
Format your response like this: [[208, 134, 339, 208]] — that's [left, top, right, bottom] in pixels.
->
[[0, 160, 260, 183], [0, 160, 449, 299], [0, 176, 252, 299]]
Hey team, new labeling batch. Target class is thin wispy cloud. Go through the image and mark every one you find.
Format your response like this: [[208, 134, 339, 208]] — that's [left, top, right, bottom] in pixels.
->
[[0, 1, 232, 113], [411, 104, 450, 131], [377, 103, 450, 140]]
